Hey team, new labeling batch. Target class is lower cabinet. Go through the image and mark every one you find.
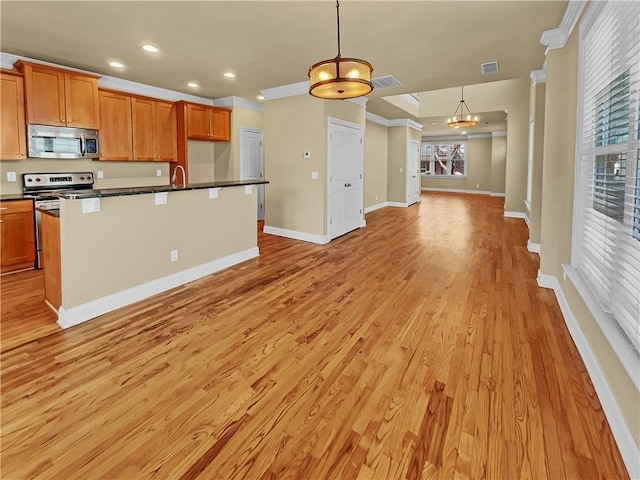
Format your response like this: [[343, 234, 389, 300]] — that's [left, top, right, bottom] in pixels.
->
[[0, 200, 35, 273]]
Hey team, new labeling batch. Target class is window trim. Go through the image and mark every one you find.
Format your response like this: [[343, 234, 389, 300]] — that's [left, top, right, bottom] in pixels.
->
[[420, 141, 468, 178]]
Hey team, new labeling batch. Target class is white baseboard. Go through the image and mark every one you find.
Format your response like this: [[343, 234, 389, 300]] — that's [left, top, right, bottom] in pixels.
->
[[536, 272, 640, 480], [263, 225, 330, 245], [422, 187, 491, 195], [364, 202, 388, 214], [57, 247, 259, 330], [527, 240, 541, 254], [490, 192, 506, 197], [504, 210, 527, 219]]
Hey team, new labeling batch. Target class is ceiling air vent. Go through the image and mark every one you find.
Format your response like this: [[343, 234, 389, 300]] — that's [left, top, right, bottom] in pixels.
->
[[481, 61, 499, 74], [372, 75, 403, 90]]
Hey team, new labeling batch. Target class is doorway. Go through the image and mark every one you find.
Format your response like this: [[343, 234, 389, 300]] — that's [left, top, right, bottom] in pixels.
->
[[328, 117, 364, 240], [407, 139, 420, 206], [240, 128, 265, 220]]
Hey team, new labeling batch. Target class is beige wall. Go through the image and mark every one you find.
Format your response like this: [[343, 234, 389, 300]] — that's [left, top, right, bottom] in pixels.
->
[[60, 186, 257, 308], [529, 81, 546, 245], [387, 126, 407, 203], [539, 23, 639, 448], [364, 120, 388, 208], [491, 134, 507, 194], [0, 158, 170, 194], [421, 136, 493, 192], [503, 78, 530, 213], [187, 140, 215, 183], [263, 95, 327, 235]]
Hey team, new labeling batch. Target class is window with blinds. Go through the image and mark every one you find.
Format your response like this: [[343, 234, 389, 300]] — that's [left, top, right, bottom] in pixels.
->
[[575, 1, 640, 351]]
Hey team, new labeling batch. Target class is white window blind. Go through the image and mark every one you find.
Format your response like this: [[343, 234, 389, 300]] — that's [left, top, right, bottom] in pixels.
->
[[576, 1, 640, 351]]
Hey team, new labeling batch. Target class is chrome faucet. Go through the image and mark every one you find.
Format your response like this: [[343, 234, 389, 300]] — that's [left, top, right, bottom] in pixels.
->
[[171, 165, 186, 187]]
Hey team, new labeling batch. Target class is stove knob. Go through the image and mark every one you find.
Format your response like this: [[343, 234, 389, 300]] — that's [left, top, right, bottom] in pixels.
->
[[80, 176, 85, 180], [27, 178, 33, 182], [36, 178, 41, 182]]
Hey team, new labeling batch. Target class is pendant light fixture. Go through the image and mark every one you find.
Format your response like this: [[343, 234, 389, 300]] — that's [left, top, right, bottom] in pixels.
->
[[447, 86, 479, 128], [308, 0, 373, 100]]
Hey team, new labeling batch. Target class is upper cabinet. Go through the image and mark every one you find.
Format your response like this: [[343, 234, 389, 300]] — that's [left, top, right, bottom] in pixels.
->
[[132, 98, 176, 162], [178, 101, 231, 142], [0, 70, 27, 160], [98, 89, 177, 162], [15, 60, 100, 129], [98, 90, 133, 161]]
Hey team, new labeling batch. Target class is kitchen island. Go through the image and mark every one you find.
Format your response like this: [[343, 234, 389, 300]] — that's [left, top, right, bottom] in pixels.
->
[[51, 180, 267, 329]]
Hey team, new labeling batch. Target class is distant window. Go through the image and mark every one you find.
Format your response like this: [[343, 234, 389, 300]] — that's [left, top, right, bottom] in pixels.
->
[[420, 142, 466, 177]]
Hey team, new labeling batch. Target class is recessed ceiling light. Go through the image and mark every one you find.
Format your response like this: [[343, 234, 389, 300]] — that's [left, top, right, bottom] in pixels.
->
[[223, 72, 236, 78], [430, 122, 437, 125], [257, 95, 264, 100], [461, 131, 467, 134], [109, 61, 125, 68], [142, 44, 159, 53], [187, 82, 199, 88]]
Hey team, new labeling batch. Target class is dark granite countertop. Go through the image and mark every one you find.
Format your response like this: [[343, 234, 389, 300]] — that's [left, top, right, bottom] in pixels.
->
[[59, 180, 269, 200], [36, 207, 60, 218], [0, 194, 32, 202]]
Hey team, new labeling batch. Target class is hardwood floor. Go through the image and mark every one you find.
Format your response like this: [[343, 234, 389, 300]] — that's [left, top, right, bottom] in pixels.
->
[[0, 193, 628, 479]]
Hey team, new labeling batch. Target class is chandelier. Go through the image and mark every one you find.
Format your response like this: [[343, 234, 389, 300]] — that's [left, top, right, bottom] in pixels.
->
[[308, 0, 373, 100], [447, 86, 478, 128]]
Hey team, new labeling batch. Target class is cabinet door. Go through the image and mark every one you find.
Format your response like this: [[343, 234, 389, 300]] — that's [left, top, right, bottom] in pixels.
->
[[98, 91, 133, 161], [132, 97, 156, 161], [23, 64, 66, 126], [64, 73, 99, 129], [0, 201, 35, 271], [155, 101, 177, 162], [210, 108, 230, 141], [186, 103, 211, 140], [0, 73, 27, 160]]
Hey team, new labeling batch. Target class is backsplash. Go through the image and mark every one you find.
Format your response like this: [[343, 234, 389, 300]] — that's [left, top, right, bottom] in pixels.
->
[[0, 158, 170, 194]]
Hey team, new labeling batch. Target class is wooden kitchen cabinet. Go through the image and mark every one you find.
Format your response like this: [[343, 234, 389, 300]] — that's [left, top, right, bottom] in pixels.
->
[[15, 60, 100, 129], [132, 97, 177, 162], [182, 102, 231, 141], [41, 212, 61, 310], [98, 90, 133, 161], [0, 70, 27, 160], [0, 200, 35, 274]]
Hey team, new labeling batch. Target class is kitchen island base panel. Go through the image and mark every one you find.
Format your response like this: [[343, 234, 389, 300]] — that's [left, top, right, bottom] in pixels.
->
[[57, 246, 258, 329], [57, 185, 259, 326]]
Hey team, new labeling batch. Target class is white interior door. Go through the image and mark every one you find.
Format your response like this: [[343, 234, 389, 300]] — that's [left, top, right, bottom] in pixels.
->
[[328, 119, 364, 239], [407, 140, 420, 206], [240, 128, 265, 220]]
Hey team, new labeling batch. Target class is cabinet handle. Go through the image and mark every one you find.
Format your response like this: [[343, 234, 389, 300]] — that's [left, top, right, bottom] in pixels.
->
[[0, 207, 7, 211]]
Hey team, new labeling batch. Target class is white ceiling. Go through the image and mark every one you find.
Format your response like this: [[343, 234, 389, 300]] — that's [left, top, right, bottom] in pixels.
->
[[0, 1, 566, 122]]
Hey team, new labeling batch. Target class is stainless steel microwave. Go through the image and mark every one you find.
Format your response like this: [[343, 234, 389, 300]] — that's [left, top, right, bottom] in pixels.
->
[[27, 124, 100, 159]]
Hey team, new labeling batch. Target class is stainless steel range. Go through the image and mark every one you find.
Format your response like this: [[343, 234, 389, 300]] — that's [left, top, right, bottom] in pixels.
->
[[23, 172, 94, 268]]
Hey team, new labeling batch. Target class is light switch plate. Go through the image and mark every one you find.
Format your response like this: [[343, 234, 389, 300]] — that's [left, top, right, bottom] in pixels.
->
[[156, 169, 162, 177], [97, 170, 104, 179], [6, 172, 16, 182], [311, 171, 319, 180]]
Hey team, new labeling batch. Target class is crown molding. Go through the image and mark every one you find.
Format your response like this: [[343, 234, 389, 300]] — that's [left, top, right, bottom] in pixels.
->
[[365, 112, 390, 127], [348, 97, 369, 107], [467, 133, 493, 139], [1, 51, 215, 105], [260, 81, 309, 100], [389, 118, 423, 131], [213, 96, 263, 112], [530, 69, 547, 85], [492, 130, 508, 137], [540, 0, 587, 52]]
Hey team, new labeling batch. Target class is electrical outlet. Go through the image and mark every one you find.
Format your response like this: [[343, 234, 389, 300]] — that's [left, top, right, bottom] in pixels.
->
[[6, 172, 17, 182], [375, 195, 378, 201], [400, 167, 403, 173], [476, 184, 480, 189], [156, 169, 162, 177], [97, 170, 104, 179], [170, 250, 178, 262], [303, 151, 311, 159]]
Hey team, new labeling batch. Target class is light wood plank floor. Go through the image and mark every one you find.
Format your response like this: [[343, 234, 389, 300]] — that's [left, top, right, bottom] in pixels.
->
[[0, 193, 628, 479]]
